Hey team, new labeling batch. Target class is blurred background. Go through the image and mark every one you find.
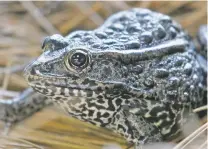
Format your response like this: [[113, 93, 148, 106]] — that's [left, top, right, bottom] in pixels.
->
[[0, 1, 207, 149]]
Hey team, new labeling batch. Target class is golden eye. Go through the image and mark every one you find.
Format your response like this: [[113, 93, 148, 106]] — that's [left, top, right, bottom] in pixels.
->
[[65, 49, 90, 71]]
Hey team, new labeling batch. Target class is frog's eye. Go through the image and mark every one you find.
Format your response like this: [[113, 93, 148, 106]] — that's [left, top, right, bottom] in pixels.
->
[[65, 49, 90, 71]]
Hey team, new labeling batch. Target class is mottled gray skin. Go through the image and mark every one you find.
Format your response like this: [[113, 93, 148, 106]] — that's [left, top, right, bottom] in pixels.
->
[[0, 88, 50, 123], [1, 8, 207, 146]]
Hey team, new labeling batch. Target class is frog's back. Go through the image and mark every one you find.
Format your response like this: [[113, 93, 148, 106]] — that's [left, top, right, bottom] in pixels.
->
[[67, 8, 190, 52]]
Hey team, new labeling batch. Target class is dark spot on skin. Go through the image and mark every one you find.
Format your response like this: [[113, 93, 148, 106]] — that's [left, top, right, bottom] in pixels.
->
[[119, 35, 129, 42], [95, 32, 107, 39], [93, 112, 110, 126], [97, 87, 102, 91], [126, 24, 142, 33], [121, 94, 131, 99], [54, 97, 62, 101], [125, 41, 140, 49], [119, 14, 129, 22], [88, 110, 94, 117], [171, 103, 182, 111], [115, 98, 122, 106], [94, 88, 103, 95], [118, 124, 126, 132], [140, 32, 153, 44], [103, 66, 112, 76], [144, 78, 154, 88], [184, 63, 192, 76], [97, 95, 103, 99], [174, 59, 184, 67], [28, 76, 34, 82], [82, 78, 90, 85], [71, 34, 82, 38], [155, 69, 169, 78], [167, 77, 180, 89], [84, 32, 90, 36], [116, 114, 120, 119], [97, 98, 105, 104], [105, 86, 109, 90], [166, 91, 178, 101], [153, 27, 166, 40], [138, 136, 146, 142], [82, 35, 93, 42], [105, 97, 116, 111], [89, 80, 97, 86], [150, 107, 164, 117], [102, 112, 110, 118], [166, 59, 171, 63], [86, 90, 93, 97], [185, 68, 192, 76], [92, 43, 101, 48], [131, 65, 143, 73], [133, 83, 138, 88], [114, 62, 119, 66]]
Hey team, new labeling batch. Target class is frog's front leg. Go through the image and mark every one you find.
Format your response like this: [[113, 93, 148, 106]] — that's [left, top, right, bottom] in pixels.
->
[[0, 88, 51, 134], [124, 111, 163, 149], [109, 101, 163, 148]]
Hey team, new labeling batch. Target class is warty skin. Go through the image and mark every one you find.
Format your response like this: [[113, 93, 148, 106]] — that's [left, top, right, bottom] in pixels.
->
[[0, 8, 206, 146]]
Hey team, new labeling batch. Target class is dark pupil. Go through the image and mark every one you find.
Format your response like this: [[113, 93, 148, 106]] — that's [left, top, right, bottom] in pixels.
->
[[70, 52, 87, 67]]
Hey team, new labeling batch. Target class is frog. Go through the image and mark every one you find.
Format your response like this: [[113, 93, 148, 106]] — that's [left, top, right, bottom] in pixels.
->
[[0, 8, 207, 147]]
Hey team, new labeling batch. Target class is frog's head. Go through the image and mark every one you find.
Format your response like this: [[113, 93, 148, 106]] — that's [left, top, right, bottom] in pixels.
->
[[24, 33, 128, 99]]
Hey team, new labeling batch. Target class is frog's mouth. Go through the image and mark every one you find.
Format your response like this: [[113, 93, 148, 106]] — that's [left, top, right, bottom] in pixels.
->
[[25, 71, 118, 97], [29, 83, 101, 97]]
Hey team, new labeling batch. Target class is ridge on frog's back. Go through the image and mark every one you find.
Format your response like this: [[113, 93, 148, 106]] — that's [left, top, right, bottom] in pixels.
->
[[24, 8, 207, 145]]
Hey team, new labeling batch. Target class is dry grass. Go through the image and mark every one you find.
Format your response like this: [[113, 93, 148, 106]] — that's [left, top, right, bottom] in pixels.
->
[[0, 1, 207, 149]]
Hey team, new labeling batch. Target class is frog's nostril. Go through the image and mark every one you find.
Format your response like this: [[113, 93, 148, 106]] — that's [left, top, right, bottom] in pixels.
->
[[24, 61, 36, 75], [30, 67, 37, 75]]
